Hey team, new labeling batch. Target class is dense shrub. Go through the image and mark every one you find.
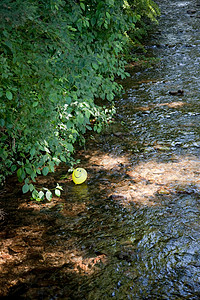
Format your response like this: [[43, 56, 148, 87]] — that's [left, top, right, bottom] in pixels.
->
[[0, 0, 159, 200]]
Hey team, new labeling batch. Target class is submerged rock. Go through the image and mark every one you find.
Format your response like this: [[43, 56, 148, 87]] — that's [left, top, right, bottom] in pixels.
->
[[109, 194, 128, 200], [114, 247, 136, 262], [169, 89, 184, 96]]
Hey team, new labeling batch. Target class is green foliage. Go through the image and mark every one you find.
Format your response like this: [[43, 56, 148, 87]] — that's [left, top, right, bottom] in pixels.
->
[[0, 0, 159, 200]]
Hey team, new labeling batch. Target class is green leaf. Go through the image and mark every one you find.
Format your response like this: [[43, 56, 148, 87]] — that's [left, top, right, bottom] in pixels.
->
[[77, 112, 84, 124], [42, 166, 49, 176], [85, 110, 91, 120], [32, 102, 38, 107], [52, 157, 61, 165], [30, 147, 36, 157], [80, 2, 85, 10], [25, 167, 32, 175], [0, 119, 5, 127], [66, 97, 72, 104], [55, 189, 61, 197], [29, 184, 34, 192], [38, 191, 44, 200], [37, 108, 44, 114], [6, 91, 13, 100], [32, 189, 39, 200], [60, 155, 66, 162], [11, 164, 17, 172], [49, 161, 55, 172], [49, 92, 57, 102], [56, 184, 63, 191], [106, 12, 111, 19], [66, 143, 73, 152], [25, 178, 29, 184], [22, 183, 30, 194], [36, 168, 41, 175], [6, 123, 13, 129], [31, 171, 36, 182], [67, 120, 73, 129], [92, 62, 98, 70], [46, 190, 52, 201], [17, 167, 26, 182], [86, 125, 92, 130]]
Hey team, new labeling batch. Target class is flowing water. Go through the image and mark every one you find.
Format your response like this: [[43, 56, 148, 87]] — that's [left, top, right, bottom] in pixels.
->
[[1, 0, 200, 299], [73, 0, 200, 298]]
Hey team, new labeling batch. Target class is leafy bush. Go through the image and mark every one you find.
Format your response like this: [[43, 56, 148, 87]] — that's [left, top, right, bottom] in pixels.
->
[[0, 0, 159, 199]]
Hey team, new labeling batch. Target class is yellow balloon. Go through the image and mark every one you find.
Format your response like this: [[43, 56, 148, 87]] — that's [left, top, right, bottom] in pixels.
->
[[72, 168, 87, 184]]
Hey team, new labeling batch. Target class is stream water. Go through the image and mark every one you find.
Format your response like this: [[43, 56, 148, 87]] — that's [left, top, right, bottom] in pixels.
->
[[1, 0, 200, 299], [71, 0, 200, 298]]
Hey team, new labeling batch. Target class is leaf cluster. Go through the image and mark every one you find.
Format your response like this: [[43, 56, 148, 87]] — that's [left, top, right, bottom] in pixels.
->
[[0, 0, 159, 199]]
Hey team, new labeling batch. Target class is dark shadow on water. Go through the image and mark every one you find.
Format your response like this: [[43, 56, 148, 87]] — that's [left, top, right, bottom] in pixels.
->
[[1, 148, 200, 299]]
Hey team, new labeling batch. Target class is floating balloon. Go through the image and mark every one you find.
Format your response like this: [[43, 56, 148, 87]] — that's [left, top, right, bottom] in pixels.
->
[[72, 168, 87, 184]]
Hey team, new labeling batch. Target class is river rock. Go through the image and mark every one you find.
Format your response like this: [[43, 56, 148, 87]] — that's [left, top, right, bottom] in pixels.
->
[[169, 89, 184, 96], [109, 194, 128, 200]]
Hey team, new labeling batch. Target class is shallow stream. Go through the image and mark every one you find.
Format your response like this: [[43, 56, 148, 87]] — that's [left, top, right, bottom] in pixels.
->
[[70, 0, 200, 298], [1, 0, 200, 299]]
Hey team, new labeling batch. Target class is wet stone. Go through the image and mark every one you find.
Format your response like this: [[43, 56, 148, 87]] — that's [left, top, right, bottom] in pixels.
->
[[1, 0, 200, 299], [109, 194, 128, 200]]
